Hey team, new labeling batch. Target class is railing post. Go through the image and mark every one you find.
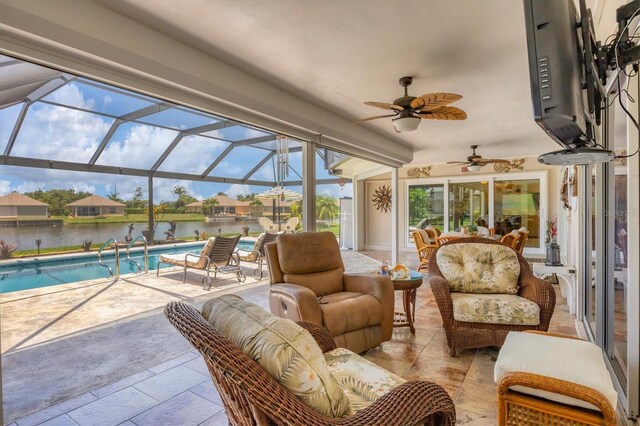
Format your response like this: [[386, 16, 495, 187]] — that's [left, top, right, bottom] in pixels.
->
[[143, 238, 149, 273], [114, 243, 120, 280]]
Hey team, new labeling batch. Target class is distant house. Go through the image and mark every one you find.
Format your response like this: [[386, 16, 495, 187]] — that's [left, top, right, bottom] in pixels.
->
[[0, 192, 49, 219], [66, 195, 125, 217], [185, 195, 252, 216]]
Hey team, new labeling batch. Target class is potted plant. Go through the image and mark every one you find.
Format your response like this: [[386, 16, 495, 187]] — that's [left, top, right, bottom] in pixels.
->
[[545, 217, 562, 266], [467, 224, 478, 236]]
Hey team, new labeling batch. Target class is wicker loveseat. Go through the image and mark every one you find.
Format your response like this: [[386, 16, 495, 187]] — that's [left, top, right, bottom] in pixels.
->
[[165, 297, 456, 426], [428, 237, 556, 356]]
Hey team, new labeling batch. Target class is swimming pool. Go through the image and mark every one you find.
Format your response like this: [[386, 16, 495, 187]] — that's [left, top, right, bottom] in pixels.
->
[[0, 239, 256, 293]]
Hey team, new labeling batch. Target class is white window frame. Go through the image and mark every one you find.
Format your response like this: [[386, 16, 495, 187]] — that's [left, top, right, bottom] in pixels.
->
[[404, 170, 548, 256]]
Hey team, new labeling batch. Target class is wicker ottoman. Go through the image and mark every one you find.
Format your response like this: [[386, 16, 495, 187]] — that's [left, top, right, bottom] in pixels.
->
[[494, 331, 618, 426]]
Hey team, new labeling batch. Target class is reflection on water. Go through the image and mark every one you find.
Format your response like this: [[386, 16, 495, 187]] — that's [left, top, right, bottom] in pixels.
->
[[0, 219, 262, 250]]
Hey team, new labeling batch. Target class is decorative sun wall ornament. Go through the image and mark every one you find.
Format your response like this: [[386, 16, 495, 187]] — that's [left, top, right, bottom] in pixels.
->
[[493, 159, 525, 173], [407, 166, 431, 178], [372, 185, 392, 213]]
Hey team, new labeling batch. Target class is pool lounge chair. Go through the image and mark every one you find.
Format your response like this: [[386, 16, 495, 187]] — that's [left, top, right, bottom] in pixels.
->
[[281, 217, 299, 233], [258, 217, 279, 233], [236, 232, 278, 279], [157, 235, 245, 289]]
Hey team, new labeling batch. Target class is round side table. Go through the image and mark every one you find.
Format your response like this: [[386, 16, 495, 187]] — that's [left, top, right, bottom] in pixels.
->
[[391, 272, 424, 334]]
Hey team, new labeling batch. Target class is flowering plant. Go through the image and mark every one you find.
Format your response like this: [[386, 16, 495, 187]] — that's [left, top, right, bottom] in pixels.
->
[[545, 217, 558, 244]]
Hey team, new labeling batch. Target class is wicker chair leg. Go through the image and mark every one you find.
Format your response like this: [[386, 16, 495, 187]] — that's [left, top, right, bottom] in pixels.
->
[[449, 346, 456, 357]]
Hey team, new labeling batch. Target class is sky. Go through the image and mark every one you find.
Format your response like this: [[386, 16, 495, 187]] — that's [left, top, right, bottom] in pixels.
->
[[0, 75, 352, 202]]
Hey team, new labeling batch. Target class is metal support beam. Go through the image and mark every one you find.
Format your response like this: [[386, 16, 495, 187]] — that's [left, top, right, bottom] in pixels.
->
[[0, 155, 275, 186], [242, 152, 273, 182], [148, 176, 154, 245], [150, 134, 184, 172], [302, 141, 316, 232], [200, 144, 234, 178], [89, 119, 123, 165], [391, 167, 400, 266], [89, 103, 173, 165], [183, 121, 236, 135], [27, 75, 73, 102], [3, 102, 29, 156], [200, 136, 277, 178]]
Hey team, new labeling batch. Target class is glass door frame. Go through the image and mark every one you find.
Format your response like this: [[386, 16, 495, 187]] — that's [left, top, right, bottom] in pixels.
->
[[579, 79, 640, 418], [404, 170, 548, 255]]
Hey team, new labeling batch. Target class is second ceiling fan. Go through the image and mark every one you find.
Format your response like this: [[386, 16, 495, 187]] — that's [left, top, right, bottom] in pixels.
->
[[447, 145, 510, 172], [360, 76, 467, 132]]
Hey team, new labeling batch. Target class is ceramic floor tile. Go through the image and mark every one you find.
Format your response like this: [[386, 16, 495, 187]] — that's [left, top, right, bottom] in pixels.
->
[[421, 330, 476, 368], [15, 393, 97, 426], [182, 356, 210, 376], [455, 378, 498, 417], [133, 365, 208, 402], [198, 411, 229, 426], [91, 370, 155, 399], [67, 388, 157, 426], [130, 391, 221, 426], [189, 380, 224, 406], [147, 351, 200, 374], [37, 415, 78, 426], [390, 325, 439, 346], [403, 354, 468, 398], [464, 359, 496, 386], [455, 408, 498, 425]]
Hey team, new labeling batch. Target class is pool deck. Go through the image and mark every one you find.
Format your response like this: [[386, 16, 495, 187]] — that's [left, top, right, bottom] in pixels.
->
[[1, 250, 613, 426]]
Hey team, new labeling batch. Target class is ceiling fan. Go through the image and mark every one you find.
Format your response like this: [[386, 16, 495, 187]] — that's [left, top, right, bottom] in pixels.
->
[[447, 145, 510, 172], [359, 76, 466, 132]]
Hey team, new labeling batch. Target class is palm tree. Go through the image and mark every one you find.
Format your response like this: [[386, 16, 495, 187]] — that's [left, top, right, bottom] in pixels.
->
[[202, 197, 220, 216], [316, 195, 339, 222]]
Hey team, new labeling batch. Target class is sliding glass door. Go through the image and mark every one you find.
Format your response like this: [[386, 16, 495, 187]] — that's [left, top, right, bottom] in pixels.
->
[[493, 179, 541, 248], [405, 172, 547, 254], [448, 181, 488, 231]]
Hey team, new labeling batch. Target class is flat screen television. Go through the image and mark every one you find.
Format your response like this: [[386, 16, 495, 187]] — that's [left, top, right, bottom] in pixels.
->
[[523, 0, 591, 148], [524, 0, 615, 164]]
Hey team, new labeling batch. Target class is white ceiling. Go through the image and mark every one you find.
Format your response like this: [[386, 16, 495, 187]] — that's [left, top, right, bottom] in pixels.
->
[[101, 0, 617, 165]]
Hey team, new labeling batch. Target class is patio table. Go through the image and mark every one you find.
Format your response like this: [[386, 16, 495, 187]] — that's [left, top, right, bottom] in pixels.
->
[[391, 271, 424, 334]]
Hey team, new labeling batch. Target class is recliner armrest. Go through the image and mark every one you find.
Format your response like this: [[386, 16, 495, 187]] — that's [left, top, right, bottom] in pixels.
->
[[343, 273, 394, 341], [269, 283, 322, 324], [343, 273, 392, 301]]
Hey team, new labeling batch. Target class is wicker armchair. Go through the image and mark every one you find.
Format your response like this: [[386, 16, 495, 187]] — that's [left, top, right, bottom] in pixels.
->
[[428, 237, 556, 356], [164, 301, 456, 426], [412, 230, 437, 273]]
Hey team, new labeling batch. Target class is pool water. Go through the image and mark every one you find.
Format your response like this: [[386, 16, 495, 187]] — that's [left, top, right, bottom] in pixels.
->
[[0, 240, 256, 293]]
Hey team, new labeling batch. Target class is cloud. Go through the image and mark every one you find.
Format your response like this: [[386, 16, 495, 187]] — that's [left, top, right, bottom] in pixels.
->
[[159, 135, 228, 174], [11, 84, 112, 163], [226, 184, 251, 199], [97, 123, 179, 168]]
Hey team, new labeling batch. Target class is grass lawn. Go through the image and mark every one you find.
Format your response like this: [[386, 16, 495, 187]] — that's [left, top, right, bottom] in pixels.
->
[[54, 214, 206, 224]]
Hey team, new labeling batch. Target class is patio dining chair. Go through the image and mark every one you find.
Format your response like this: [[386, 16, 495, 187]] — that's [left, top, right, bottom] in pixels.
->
[[514, 228, 529, 254], [236, 232, 278, 279], [412, 230, 437, 273], [500, 232, 518, 249], [157, 234, 245, 289], [435, 235, 459, 246]]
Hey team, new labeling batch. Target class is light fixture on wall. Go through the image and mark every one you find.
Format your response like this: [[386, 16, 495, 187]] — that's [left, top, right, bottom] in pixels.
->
[[392, 116, 421, 133]]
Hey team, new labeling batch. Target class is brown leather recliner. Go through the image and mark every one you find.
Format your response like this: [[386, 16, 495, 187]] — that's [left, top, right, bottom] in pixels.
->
[[265, 232, 394, 354]]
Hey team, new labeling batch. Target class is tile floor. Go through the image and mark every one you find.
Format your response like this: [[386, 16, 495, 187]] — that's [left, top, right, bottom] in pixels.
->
[[5, 249, 633, 425], [6, 269, 582, 426]]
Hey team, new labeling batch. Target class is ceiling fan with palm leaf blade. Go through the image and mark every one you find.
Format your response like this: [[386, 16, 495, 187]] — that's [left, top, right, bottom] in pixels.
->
[[359, 76, 466, 132], [447, 145, 510, 172]]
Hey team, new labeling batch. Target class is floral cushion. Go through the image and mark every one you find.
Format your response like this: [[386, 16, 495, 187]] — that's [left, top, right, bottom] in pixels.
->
[[451, 293, 540, 325], [160, 237, 215, 268], [201, 295, 350, 417], [324, 347, 405, 414], [436, 243, 520, 294]]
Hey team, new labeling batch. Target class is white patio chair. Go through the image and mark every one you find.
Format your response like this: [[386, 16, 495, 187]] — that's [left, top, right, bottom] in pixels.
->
[[258, 217, 279, 233], [281, 217, 299, 233]]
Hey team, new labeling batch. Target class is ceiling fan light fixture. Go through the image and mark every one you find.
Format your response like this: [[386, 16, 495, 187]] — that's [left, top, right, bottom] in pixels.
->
[[466, 164, 483, 172], [392, 116, 421, 132]]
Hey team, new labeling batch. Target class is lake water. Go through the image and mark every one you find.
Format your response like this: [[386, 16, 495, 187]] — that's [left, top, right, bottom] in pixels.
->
[[0, 219, 263, 250]]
